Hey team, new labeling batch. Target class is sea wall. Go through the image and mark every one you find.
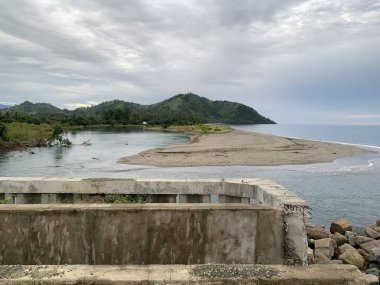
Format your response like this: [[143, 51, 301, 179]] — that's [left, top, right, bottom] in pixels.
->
[[0, 177, 310, 265], [0, 204, 284, 265]]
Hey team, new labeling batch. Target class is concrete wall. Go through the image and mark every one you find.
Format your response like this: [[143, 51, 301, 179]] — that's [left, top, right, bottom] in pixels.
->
[[0, 177, 309, 265], [0, 204, 284, 265]]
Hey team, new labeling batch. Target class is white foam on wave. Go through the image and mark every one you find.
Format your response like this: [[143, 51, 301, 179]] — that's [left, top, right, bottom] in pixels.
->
[[338, 158, 380, 172]]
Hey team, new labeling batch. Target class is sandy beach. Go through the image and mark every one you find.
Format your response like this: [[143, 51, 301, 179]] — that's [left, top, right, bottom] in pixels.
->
[[119, 129, 371, 167]]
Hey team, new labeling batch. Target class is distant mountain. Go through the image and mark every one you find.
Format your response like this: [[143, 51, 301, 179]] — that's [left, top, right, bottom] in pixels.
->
[[73, 100, 140, 116], [6, 101, 65, 114], [6, 94, 275, 124], [0, 104, 10, 110]]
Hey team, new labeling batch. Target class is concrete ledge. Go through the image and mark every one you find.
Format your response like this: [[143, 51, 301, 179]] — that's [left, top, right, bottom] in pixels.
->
[[0, 264, 375, 284]]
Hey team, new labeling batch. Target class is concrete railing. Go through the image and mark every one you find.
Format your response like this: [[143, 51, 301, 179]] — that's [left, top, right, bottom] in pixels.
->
[[0, 177, 310, 265]]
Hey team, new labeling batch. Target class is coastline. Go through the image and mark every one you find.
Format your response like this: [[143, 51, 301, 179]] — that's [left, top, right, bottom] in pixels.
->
[[119, 129, 372, 167]]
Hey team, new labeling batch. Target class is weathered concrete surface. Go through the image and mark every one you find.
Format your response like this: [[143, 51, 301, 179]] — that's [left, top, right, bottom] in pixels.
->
[[0, 204, 284, 265], [0, 177, 310, 265], [0, 264, 376, 285]]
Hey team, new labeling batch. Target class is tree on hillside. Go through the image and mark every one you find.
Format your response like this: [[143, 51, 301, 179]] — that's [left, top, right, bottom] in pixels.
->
[[0, 123, 8, 141]]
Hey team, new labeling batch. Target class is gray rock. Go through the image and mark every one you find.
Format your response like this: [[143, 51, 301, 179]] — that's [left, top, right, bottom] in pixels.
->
[[307, 238, 315, 249], [345, 231, 357, 246], [353, 235, 374, 245], [367, 227, 380, 239], [330, 259, 343, 264], [369, 263, 380, 269], [369, 247, 380, 263], [366, 267, 379, 278]]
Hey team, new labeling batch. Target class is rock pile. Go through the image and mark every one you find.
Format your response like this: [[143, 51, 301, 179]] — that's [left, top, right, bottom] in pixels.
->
[[306, 218, 380, 282]]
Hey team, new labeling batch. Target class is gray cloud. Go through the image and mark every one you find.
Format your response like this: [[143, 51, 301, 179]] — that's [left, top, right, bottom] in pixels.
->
[[0, 0, 379, 123]]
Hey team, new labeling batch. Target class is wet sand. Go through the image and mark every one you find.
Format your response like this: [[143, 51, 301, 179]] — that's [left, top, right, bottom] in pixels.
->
[[119, 130, 371, 167]]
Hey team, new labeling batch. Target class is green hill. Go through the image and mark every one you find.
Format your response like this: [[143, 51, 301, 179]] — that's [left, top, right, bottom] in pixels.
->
[[3, 94, 275, 125], [146, 94, 274, 124], [6, 101, 65, 114]]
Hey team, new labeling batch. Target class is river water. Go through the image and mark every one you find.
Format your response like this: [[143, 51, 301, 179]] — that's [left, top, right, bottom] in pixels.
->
[[0, 124, 379, 227]]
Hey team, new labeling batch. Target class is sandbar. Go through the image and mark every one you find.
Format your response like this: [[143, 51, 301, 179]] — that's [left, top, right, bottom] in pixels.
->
[[119, 130, 371, 167]]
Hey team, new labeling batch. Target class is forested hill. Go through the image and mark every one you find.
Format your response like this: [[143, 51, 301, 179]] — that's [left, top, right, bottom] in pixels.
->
[[145, 94, 275, 124], [3, 94, 275, 125]]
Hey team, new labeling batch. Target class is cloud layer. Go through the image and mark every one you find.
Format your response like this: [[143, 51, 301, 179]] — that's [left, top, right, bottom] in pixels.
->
[[0, 0, 379, 123]]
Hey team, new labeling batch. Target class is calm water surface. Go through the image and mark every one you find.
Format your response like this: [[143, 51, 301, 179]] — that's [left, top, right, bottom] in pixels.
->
[[1, 125, 379, 227]]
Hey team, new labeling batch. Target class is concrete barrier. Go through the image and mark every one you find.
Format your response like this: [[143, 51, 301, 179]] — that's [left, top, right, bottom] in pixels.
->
[[0, 177, 310, 265], [0, 204, 284, 265]]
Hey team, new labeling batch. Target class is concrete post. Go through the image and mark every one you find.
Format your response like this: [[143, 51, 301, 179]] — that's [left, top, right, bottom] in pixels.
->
[[218, 195, 249, 204], [179, 194, 211, 203], [150, 195, 177, 203], [283, 213, 308, 265]]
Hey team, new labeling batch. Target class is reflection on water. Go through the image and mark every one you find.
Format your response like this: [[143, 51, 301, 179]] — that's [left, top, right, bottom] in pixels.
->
[[0, 126, 379, 227]]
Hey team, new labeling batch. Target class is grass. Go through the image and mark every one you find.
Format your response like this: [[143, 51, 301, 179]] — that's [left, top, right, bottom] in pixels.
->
[[5, 122, 53, 145]]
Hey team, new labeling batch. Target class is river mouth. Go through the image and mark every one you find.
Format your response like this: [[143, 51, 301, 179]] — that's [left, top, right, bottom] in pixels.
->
[[0, 126, 379, 227]]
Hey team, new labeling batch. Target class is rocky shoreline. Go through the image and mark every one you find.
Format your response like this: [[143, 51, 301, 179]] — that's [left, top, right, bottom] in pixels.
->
[[306, 218, 380, 281]]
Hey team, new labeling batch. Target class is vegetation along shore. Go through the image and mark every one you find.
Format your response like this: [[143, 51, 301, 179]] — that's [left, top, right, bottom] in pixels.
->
[[0, 93, 271, 152]]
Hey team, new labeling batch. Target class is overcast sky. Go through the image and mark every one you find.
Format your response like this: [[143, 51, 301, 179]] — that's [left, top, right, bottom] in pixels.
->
[[0, 0, 379, 124]]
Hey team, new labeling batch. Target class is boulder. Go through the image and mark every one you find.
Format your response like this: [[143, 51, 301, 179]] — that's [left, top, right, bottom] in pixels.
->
[[366, 227, 380, 239], [360, 240, 380, 252], [364, 274, 380, 285], [330, 219, 352, 235], [305, 223, 330, 240], [330, 232, 347, 247], [307, 238, 315, 249], [369, 247, 380, 263], [314, 253, 333, 264], [374, 226, 380, 233], [353, 235, 374, 245], [366, 267, 379, 278], [315, 238, 336, 259], [377, 219, 380, 227], [345, 231, 357, 246], [337, 243, 356, 256], [307, 247, 315, 264], [358, 248, 370, 261], [339, 249, 367, 270]]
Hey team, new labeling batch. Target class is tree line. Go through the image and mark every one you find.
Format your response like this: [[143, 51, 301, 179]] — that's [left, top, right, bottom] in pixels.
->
[[0, 109, 201, 128]]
